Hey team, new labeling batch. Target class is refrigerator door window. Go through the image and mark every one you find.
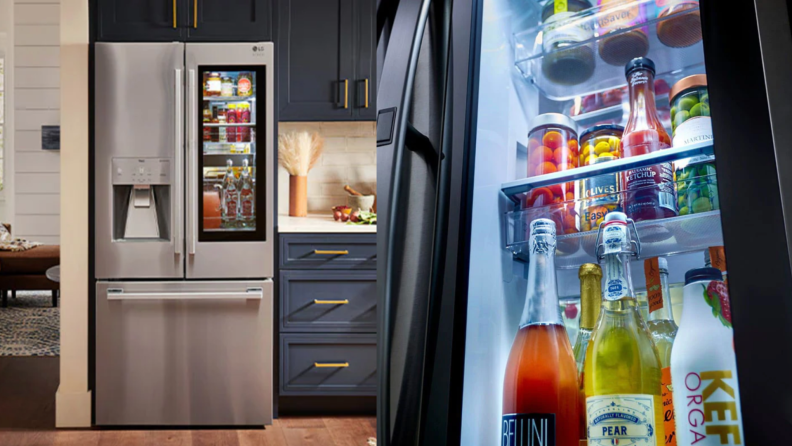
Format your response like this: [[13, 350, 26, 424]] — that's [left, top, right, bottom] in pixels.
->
[[197, 66, 266, 243]]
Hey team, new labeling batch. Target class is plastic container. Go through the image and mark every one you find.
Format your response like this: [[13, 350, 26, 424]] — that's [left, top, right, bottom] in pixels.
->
[[524, 113, 580, 244], [540, 0, 596, 86], [670, 74, 711, 147], [656, 0, 702, 48], [578, 124, 623, 231]]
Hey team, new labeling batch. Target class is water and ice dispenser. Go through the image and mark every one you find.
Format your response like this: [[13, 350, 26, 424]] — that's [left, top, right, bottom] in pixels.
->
[[112, 158, 171, 241]]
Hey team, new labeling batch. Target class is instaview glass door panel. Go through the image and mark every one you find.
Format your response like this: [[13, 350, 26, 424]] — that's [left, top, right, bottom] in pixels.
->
[[186, 43, 274, 279], [198, 66, 265, 242]]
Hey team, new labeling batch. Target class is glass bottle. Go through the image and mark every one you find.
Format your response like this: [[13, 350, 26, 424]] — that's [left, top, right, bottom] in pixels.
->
[[584, 212, 664, 445], [572, 263, 602, 440], [621, 57, 676, 223], [502, 219, 579, 446], [671, 268, 743, 446], [220, 159, 239, 228], [238, 159, 255, 228], [644, 257, 678, 446]]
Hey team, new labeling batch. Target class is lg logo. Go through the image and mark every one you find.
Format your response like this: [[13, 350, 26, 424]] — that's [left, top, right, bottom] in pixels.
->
[[252, 45, 266, 54]]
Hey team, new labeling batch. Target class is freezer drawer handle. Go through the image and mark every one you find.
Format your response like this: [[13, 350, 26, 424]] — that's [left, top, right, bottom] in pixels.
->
[[106, 287, 264, 301], [314, 362, 349, 368], [313, 299, 349, 305], [313, 250, 349, 255]]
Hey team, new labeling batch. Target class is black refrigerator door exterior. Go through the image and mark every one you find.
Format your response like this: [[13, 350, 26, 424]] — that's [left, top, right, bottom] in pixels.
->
[[376, 0, 463, 444]]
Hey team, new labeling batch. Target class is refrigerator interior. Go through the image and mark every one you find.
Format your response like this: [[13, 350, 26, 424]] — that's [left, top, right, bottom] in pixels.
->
[[461, 0, 734, 443]]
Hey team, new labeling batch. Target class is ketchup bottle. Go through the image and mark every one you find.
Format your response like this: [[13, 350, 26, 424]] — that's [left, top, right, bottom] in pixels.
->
[[622, 57, 676, 222]]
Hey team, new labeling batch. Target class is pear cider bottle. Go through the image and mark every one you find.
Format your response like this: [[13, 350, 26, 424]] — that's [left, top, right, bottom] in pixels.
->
[[584, 212, 664, 445]]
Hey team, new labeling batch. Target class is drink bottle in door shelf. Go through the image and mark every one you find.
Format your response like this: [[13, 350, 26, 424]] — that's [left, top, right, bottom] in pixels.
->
[[572, 263, 602, 441], [621, 57, 676, 224], [238, 159, 255, 229], [584, 212, 664, 446], [221, 159, 239, 228], [644, 257, 679, 446], [227, 104, 237, 143], [502, 219, 579, 446], [671, 268, 743, 446]]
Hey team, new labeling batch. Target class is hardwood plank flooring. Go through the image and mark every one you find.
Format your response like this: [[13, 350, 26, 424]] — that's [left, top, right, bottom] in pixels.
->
[[0, 357, 376, 446]]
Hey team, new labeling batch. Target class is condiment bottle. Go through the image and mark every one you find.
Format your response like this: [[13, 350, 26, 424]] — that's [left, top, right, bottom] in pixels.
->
[[621, 57, 676, 223]]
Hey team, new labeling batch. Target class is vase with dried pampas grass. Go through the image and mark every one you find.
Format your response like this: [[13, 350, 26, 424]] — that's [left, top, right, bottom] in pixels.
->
[[278, 131, 324, 217]]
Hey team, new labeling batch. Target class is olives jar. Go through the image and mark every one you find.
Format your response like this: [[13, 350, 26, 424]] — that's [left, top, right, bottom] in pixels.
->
[[579, 125, 623, 232], [676, 157, 718, 216], [670, 74, 712, 147]]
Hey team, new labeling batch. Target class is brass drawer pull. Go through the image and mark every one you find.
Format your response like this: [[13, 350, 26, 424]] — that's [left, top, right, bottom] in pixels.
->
[[313, 249, 349, 255], [314, 362, 349, 368], [173, 0, 177, 28], [314, 299, 349, 305], [364, 78, 369, 108], [193, 0, 198, 28], [344, 79, 349, 109]]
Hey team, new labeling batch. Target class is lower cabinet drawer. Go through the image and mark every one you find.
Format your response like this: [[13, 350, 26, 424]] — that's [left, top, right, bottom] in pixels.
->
[[281, 334, 376, 396]]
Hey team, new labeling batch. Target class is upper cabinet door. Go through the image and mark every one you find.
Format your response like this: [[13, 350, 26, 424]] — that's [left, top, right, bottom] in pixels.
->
[[277, 0, 355, 121], [97, 0, 186, 41], [353, 0, 375, 120], [187, 0, 273, 41]]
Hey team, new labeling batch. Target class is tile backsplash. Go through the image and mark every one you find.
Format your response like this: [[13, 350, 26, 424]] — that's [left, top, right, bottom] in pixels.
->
[[278, 122, 376, 215]]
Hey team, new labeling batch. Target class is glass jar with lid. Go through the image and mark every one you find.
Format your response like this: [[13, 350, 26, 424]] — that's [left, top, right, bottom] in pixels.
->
[[221, 76, 235, 97], [656, 0, 702, 48], [670, 74, 711, 147], [524, 113, 580, 244], [579, 124, 623, 231], [540, 0, 596, 86], [205, 72, 222, 97]]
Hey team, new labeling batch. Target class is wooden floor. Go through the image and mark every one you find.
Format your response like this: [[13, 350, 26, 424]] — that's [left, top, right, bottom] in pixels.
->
[[0, 357, 376, 446]]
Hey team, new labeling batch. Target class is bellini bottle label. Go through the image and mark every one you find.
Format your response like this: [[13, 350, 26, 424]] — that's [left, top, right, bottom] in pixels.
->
[[501, 413, 556, 446], [586, 395, 657, 445]]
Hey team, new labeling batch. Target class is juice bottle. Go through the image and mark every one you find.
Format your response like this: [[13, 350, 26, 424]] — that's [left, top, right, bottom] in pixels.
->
[[572, 263, 602, 440], [671, 268, 743, 446], [584, 212, 664, 445], [502, 219, 579, 446], [621, 57, 676, 222]]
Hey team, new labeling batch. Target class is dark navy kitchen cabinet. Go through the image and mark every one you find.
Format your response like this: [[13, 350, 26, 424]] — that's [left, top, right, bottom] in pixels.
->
[[277, 0, 376, 121], [188, 0, 272, 41], [96, 0, 272, 42]]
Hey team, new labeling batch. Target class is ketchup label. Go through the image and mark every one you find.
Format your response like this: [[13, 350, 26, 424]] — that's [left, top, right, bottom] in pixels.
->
[[624, 163, 676, 215]]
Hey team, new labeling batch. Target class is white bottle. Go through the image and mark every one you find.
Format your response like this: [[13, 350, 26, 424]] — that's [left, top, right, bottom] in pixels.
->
[[671, 267, 743, 446], [238, 159, 255, 228]]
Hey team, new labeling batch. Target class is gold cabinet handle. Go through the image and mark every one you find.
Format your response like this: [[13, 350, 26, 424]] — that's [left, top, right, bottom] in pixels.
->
[[314, 299, 349, 305], [194, 0, 198, 28], [364, 78, 369, 108], [173, 0, 177, 28], [313, 249, 348, 255], [344, 79, 349, 109], [314, 362, 349, 368]]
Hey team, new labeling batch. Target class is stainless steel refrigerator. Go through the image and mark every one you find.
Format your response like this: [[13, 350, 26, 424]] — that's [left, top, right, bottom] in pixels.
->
[[377, 0, 792, 445], [94, 42, 275, 426]]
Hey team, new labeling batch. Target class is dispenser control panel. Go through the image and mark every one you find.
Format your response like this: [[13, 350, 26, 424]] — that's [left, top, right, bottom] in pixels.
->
[[112, 158, 171, 185]]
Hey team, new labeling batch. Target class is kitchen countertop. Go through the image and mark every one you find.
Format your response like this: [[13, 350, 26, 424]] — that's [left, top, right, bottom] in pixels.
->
[[278, 213, 377, 234]]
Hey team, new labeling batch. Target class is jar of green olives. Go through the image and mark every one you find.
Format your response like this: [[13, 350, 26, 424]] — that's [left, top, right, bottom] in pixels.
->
[[670, 74, 712, 147], [676, 156, 718, 216]]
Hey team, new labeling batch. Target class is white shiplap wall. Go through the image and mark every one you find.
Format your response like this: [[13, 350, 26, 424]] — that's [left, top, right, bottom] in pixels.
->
[[14, 0, 60, 244]]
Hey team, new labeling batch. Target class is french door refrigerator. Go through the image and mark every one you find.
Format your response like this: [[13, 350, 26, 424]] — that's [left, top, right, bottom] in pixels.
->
[[377, 0, 792, 444], [94, 42, 275, 426]]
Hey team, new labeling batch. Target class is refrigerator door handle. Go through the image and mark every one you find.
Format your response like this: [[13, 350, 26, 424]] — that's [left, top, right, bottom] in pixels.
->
[[106, 287, 264, 301], [187, 69, 198, 256], [174, 68, 184, 256]]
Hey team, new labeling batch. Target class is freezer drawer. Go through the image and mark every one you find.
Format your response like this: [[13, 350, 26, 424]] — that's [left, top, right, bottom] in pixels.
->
[[280, 333, 376, 396], [95, 280, 273, 426], [280, 270, 377, 333]]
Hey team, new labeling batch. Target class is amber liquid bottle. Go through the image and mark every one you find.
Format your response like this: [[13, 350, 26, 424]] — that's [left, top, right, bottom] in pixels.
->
[[621, 57, 676, 223], [572, 263, 602, 440], [502, 219, 579, 446]]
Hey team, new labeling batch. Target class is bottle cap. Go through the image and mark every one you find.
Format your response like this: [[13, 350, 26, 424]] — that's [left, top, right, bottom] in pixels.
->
[[529, 113, 578, 135], [685, 267, 723, 285], [625, 57, 656, 77], [530, 218, 556, 236], [658, 257, 668, 273], [579, 263, 602, 279], [579, 124, 624, 141], [603, 211, 628, 225]]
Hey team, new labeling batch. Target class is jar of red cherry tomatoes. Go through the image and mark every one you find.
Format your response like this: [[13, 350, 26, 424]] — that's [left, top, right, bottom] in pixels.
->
[[524, 113, 580, 247]]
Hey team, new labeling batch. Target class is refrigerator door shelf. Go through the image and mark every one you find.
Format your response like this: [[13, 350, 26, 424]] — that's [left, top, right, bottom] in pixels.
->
[[95, 280, 273, 426]]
